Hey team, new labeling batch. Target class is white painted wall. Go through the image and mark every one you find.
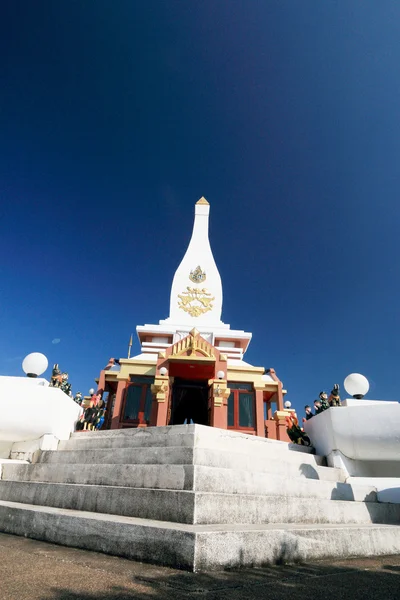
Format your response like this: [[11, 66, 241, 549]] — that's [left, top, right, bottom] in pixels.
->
[[304, 401, 400, 463], [0, 376, 82, 446]]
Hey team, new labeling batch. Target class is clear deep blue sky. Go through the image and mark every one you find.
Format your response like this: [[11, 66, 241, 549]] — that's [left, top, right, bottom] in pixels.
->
[[1, 1, 400, 414]]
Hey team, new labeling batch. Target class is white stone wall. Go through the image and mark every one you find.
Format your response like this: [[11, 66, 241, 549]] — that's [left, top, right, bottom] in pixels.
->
[[0, 376, 82, 447]]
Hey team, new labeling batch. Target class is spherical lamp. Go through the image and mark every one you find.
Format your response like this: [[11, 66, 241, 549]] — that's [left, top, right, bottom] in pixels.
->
[[89, 388, 95, 396], [22, 353, 48, 378], [344, 373, 369, 399], [217, 370, 225, 380], [284, 400, 292, 409], [159, 367, 168, 376]]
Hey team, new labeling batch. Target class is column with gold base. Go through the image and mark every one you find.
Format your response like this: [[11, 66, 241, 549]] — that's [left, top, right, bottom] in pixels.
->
[[150, 376, 170, 426], [209, 379, 230, 429], [273, 410, 292, 442]]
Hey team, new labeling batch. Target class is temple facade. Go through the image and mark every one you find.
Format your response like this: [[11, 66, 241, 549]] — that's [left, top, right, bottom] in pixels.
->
[[96, 198, 290, 440]]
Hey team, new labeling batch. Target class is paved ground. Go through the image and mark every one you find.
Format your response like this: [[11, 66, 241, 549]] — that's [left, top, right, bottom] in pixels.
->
[[1, 532, 400, 600]]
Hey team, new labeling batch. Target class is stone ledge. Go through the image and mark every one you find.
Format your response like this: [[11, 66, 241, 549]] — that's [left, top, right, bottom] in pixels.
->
[[1, 500, 400, 571]]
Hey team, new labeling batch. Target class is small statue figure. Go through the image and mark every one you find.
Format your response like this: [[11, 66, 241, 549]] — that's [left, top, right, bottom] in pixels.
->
[[314, 399, 324, 414], [285, 413, 311, 446], [50, 363, 62, 387], [75, 412, 85, 431], [76, 394, 103, 431], [73, 391, 83, 405], [318, 391, 330, 411], [94, 401, 106, 430], [60, 372, 71, 396], [329, 384, 341, 407], [304, 405, 314, 420]]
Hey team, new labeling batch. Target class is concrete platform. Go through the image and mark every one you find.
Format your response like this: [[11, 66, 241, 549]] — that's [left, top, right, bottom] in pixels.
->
[[1, 424, 400, 570], [1, 500, 400, 571]]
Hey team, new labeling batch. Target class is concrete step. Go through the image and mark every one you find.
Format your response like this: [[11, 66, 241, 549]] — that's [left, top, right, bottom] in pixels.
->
[[193, 466, 375, 501], [60, 426, 196, 451], [36, 446, 336, 480], [1, 462, 375, 502], [0, 480, 396, 525], [61, 424, 317, 458], [0, 480, 194, 523], [0, 458, 28, 478], [1, 499, 400, 571]]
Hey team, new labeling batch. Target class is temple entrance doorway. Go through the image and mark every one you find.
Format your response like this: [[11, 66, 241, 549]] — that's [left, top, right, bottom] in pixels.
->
[[170, 378, 209, 426]]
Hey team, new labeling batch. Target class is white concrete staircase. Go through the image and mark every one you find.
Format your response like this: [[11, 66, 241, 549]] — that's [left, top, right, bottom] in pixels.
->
[[0, 424, 399, 570]]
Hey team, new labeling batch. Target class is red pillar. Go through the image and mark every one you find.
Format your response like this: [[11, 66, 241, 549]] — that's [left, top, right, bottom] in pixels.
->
[[97, 369, 106, 397], [268, 369, 284, 411], [255, 389, 265, 437], [111, 380, 126, 429], [265, 419, 277, 439], [211, 394, 228, 429], [155, 389, 169, 426], [276, 419, 291, 442], [150, 375, 170, 427]]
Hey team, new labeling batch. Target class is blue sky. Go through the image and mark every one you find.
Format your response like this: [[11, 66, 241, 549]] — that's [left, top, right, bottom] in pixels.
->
[[1, 1, 400, 415]]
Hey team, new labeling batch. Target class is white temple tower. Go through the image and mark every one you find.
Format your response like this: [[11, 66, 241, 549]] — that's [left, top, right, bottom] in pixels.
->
[[163, 198, 224, 327], [137, 198, 252, 361]]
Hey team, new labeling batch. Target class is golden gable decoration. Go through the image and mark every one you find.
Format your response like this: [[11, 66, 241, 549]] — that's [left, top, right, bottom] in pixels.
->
[[178, 287, 215, 317], [169, 328, 215, 359]]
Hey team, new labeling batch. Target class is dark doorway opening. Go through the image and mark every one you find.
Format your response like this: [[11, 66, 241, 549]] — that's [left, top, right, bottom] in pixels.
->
[[170, 378, 209, 425]]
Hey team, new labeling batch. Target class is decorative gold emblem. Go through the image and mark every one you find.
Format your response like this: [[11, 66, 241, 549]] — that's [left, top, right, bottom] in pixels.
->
[[178, 287, 215, 317], [189, 265, 206, 283]]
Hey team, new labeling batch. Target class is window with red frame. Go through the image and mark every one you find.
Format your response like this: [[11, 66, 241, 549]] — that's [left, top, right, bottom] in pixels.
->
[[227, 382, 255, 430], [122, 376, 153, 425]]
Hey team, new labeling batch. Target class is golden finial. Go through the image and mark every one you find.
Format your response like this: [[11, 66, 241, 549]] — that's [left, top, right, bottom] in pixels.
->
[[196, 197, 209, 205]]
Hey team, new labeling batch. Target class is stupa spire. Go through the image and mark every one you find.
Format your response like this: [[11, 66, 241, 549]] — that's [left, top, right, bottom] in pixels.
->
[[163, 198, 223, 326]]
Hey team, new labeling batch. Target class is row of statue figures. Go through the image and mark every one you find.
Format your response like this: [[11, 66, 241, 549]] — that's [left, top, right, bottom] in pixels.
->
[[49, 363, 106, 430], [305, 384, 341, 420], [76, 393, 107, 431], [49, 364, 81, 404], [285, 384, 342, 447]]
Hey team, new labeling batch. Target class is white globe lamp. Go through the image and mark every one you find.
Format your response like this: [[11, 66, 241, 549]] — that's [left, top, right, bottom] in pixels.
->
[[159, 367, 168, 376], [22, 353, 48, 378], [217, 370, 225, 380], [344, 373, 369, 399], [284, 400, 292, 409], [89, 388, 95, 396]]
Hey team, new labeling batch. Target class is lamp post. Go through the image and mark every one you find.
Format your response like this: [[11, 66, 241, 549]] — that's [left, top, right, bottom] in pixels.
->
[[344, 373, 369, 399], [22, 353, 48, 378]]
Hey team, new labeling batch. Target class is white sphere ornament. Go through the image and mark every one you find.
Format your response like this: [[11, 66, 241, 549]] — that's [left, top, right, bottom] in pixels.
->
[[344, 373, 369, 399], [284, 400, 292, 409], [217, 370, 225, 380], [89, 388, 95, 395], [22, 353, 48, 378], [159, 367, 168, 376]]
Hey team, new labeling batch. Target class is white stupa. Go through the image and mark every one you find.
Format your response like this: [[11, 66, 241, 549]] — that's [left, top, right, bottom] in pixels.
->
[[134, 198, 253, 366]]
